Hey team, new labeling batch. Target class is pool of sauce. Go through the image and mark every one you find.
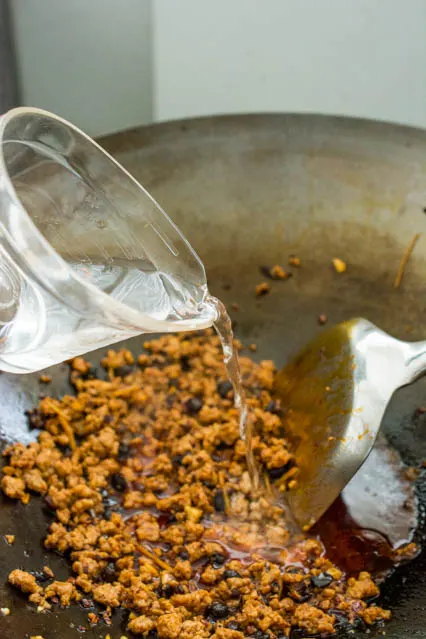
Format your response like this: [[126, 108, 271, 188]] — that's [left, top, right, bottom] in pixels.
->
[[313, 437, 418, 578]]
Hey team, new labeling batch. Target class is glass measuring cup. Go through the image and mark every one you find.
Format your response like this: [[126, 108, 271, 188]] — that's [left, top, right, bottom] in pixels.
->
[[0, 107, 217, 373]]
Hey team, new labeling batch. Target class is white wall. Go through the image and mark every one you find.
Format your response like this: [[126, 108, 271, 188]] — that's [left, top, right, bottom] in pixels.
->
[[11, 0, 153, 137], [10, 0, 426, 134], [154, 0, 426, 128]]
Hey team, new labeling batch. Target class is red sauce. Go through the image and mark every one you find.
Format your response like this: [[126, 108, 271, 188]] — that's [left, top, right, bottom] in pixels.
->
[[313, 496, 396, 577], [313, 439, 418, 578]]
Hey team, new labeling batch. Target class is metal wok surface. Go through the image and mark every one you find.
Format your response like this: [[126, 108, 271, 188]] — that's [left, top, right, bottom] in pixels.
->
[[1, 113, 426, 638]]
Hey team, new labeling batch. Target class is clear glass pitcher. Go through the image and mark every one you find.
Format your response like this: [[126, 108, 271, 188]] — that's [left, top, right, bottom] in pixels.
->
[[0, 107, 217, 374]]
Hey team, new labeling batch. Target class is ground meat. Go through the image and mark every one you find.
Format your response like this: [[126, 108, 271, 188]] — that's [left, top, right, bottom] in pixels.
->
[[127, 614, 155, 634], [92, 583, 123, 608], [288, 255, 301, 267], [346, 572, 379, 599], [0, 331, 400, 637], [361, 606, 392, 624], [212, 629, 244, 639], [156, 612, 183, 638], [8, 570, 41, 595], [71, 357, 91, 374], [270, 265, 289, 280], [1, 475, 28, 502], [135, 514, 160, 542], [23, 468, 47, 494], [262, 265, 289, 280], [255, 282, 270, 296], [44, 581, 80, 606], [292, 604, 335, 635]]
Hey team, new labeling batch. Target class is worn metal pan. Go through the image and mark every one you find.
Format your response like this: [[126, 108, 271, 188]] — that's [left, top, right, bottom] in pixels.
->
[[1, 114, 426, 638]]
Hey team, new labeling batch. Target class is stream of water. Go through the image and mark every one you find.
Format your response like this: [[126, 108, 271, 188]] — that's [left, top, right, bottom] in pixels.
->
[[207, 295, 259, 489]]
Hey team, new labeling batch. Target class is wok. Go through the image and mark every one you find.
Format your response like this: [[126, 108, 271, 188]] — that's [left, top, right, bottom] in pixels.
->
[[1, 113, 426, 638]]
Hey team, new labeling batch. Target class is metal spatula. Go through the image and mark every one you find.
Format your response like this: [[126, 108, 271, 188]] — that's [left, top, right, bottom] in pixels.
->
[[276, 318, 426, 530]]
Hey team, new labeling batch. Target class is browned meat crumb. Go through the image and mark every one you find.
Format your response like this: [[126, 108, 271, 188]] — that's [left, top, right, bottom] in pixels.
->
[[93, 583, 123, 608], [1, 475, 28, 503], [346, 572, 379, 599], [292, 604, 335, 635], [39, 374, 52, 384], [1, 331, 398, 637], [8, 570, 41, 595], [101, 348, 134, 370], [260, 264, 292, 280], [269, 265, 289, 280], [88, 612, 99, 625], [318, 313, 327, 325], [24, 468, 47, 494], [156, 612, 183, 638], [288, 255, 301, 267], [255, 282, 270, 296], [71, 357, 91, 374], [260, 265, 290, 280], [395, 542, 418, 560], [127, 615, 155, 634], [44, 581, 81, 606], [361, 606, 392, 624]]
